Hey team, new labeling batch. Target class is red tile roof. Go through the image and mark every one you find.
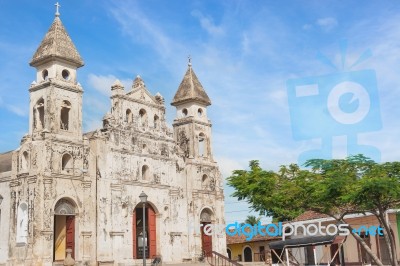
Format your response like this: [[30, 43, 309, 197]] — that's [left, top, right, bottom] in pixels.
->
[[293, 211, 330, 222], [226, 226, 281, 244]]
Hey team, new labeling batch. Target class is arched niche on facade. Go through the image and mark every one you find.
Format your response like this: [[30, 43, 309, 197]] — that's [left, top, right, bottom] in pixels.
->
[[54, 198, 76, 215], [200, 208, 213, 223], [33, 98, 45, 130], [198, 133, 206, 157], [16, 202, 28, 244], [60, 100, 71, 130]]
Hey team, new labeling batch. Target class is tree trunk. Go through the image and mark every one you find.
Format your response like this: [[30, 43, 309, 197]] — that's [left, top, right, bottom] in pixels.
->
[[331, 216, 386, 266], [376, 210, 398, 266], [349, 226, 384, 266]]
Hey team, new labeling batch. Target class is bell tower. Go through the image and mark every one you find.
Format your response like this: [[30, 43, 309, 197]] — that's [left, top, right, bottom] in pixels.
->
[[28, 5, 84, 140], [171, 60, 213, 161]]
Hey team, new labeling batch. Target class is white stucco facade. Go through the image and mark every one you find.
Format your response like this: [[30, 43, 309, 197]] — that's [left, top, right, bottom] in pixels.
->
[[0, 11, 225, 266]]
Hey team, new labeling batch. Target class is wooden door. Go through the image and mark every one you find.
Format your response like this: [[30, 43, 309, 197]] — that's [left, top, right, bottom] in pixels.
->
[[132, 210, 137, 258], [54, 215, 67, 261], [66, 215, 75, 259], [201, 222, 212, 256], [148, 206, 157, 258], [330, 244, 340, 265], [244, 247, 252, 262]]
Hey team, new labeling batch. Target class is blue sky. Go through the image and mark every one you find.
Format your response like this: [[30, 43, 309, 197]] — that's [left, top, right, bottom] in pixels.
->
[[1, 0, 400, 224]]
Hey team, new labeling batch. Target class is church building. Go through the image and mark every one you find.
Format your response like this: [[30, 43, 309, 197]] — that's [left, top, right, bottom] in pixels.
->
[[0, 7, 226, 266]]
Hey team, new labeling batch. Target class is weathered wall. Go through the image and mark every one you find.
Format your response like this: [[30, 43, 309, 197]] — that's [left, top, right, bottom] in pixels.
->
[[0, 172, 11, 265]]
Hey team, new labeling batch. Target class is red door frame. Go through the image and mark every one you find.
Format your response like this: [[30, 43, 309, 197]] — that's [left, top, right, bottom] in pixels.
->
[[201, 222, 212, 256], [66, 215, 75, 259], [133, 205, 157, 259], [132, 211, 137, 258], [148, 207, 157, 258]]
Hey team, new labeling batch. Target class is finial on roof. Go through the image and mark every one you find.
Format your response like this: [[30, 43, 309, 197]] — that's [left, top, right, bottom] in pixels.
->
[[188, 55, 192, 67], [55, 2, 61, 17], [111, 79, 124, 90], [133, 75, 146, 89]]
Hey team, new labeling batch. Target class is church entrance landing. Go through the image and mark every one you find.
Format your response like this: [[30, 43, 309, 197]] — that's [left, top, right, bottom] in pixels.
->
[[133, 203, 157, 259], [53, 199, 76, 261]]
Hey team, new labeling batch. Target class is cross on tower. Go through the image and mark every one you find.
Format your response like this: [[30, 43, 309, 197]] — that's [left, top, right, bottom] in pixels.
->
[[55, 2, 61, 17], [188, 55, 192, 66]]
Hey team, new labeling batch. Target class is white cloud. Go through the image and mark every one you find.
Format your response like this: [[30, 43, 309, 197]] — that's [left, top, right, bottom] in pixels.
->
[[241, 33, 250, 54], [87, 74, 131, 96], [84, 118, 103, 132], [0, 95, 27, 117], [6, 105, 26, 117], [215, 156, 247, 179], [316, 17, 338, 31], [191, 10, 224, 36], [109, 2, 180, 61], [87, 74, 115, 96]]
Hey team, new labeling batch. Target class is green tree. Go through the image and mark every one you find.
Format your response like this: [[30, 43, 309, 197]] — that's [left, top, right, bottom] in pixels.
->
[[227, 155, 400, 266], [244, 215, 261, 225]]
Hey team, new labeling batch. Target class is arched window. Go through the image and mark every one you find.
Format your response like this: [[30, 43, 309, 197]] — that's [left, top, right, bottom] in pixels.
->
[[198, 133, 206, 157], [139, 109, 148, 127], [153, 115, 159, 129], [198, 108, 203, 117], [62, 153, 73, 173], [142, 143, 148, 154], [60, 100, 71, 130], [182, 108, 188, 117], [142, 165, 150, 180], [202, 174, 209, 190], [42, 69, 49, 81], [227, 249, 232, 260], [16, 203, 28, 244], [33, 98, 45, 130], [21, 151, 29, 170], [126, 109, 133, 124]]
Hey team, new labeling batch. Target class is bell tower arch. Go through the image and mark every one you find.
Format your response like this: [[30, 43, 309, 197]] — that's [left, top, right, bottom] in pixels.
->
[[28, 9, 84, 140], [171, 60, 213, 161]]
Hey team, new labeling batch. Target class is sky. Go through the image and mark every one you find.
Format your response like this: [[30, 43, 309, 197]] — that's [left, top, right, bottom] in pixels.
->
[[1, 0, 400, 225]]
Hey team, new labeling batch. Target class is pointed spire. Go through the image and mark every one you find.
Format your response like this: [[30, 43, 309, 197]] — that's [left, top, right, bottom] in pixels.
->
[[171, 61, 211, 106], [30, 11, 84, 68]]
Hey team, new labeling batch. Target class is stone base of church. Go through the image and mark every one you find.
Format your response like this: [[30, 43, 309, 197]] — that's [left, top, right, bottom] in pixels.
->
[[1, 259, 210, 266]]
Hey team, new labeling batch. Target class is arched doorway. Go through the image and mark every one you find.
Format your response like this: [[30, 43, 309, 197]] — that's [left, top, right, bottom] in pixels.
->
[[200, 208, 213, 256], [243, 246, 252, 262], [53, 198, 76, 261], [133, 203, 157, 259], [227, 248, 232, 259]]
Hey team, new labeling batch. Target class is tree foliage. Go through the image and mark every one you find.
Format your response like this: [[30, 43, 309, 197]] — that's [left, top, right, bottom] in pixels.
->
[[244, 215, 261, 225], [227, 155, 400, 266]]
